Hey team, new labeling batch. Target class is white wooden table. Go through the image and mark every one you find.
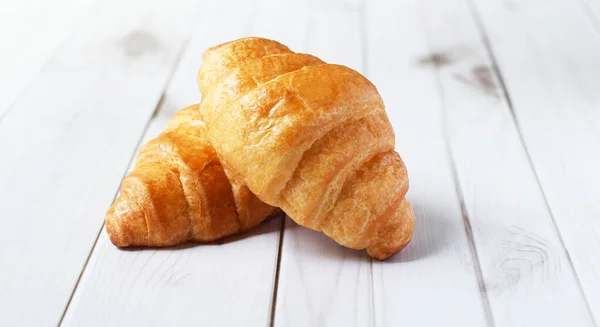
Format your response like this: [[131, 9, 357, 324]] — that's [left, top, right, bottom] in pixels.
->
[[1, 0, 599, 326]]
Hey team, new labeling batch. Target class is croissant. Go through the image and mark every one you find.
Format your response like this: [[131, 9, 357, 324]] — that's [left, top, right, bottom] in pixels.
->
[[198, 38, 414, 260], [106, 104, 279, 247]]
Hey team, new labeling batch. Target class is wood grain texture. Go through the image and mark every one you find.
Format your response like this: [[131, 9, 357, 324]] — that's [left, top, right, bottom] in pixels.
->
[[260, 1, 376, 325], [416, 0, 594, 325], [0, 0, 203, 325], [366, 1, 489, 326], [1, 0, 598, 325], [0, 0, 99, 117], [61, 1, 284, 326], [62, 223, 282, 327], [469, 0, 600, 323]]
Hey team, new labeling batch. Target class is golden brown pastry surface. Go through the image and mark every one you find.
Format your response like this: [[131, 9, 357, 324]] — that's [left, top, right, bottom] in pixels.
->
[[105, 104, 279, 247], [198, 37, 414, 260]]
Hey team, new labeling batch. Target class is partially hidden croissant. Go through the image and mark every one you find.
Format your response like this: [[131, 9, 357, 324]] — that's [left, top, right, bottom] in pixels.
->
[[198, 37, 415, 260], [106, 104, 280, 247]]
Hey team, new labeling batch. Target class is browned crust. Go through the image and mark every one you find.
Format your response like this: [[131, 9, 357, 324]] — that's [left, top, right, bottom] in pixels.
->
[[198, 38, 414, 259]]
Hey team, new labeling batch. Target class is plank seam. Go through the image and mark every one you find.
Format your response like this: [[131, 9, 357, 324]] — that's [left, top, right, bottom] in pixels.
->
[[368, 257, 376, 327], [269, 216, 286, 327], [56, 90, 166, 327], [413, 1, 495, 325], [446, 152, 496, 327], [464, 1, 599, 325], [438, 66, 497, 327], [55, 14, 200, 326], [151, 93, 167, 119]]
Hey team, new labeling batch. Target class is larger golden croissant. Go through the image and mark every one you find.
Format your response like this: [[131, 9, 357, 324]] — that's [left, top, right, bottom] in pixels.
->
[[106, 104, 279, 247], [198, 38, 414, 260]]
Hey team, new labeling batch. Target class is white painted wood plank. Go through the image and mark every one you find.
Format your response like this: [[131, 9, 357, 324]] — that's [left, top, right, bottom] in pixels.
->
[[415, 0, 594, 325], [0, 0, 99, 117], [62, 224, 282, 327], [276, 218, 374, 327], [366, 1, 489, 326], [256, 1, 377, 326], [61, 1, 284, 326], [0, 0, 203, 325], [470, 0, 600, 323], [579, 0, 600, 32]]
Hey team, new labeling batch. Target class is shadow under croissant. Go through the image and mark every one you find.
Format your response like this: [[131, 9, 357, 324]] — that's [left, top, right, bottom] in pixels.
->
[[281, 218, 369, 263], [272, 197, 452, 263], [277, 197, 450, 263], [384, 197, 452, 263], [120, 197, 452, 261]]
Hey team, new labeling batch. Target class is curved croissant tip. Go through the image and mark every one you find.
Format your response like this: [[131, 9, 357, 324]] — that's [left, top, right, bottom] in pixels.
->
[[367, 233, 413, 261], [366, 199, 415, 260], [105, 215, 127, 247], [105, 194, 148, 248]]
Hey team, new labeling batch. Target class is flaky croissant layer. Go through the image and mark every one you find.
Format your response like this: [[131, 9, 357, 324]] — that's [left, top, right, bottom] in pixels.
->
[[198, 37, 415, 260], [106, 105, 279, 247]]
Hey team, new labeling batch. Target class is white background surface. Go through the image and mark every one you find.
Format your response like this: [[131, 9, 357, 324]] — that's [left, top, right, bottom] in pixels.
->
[[1, 0, 599, 326]]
